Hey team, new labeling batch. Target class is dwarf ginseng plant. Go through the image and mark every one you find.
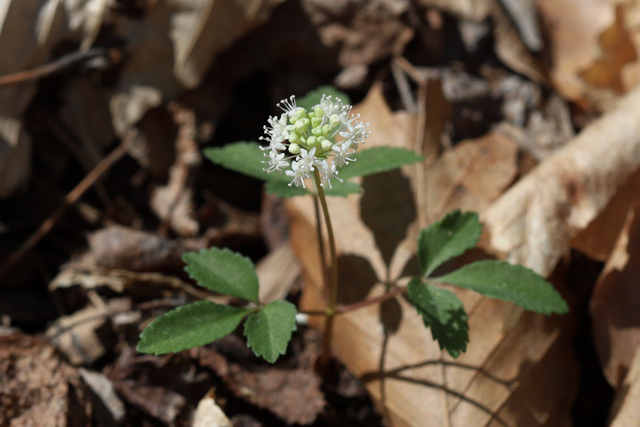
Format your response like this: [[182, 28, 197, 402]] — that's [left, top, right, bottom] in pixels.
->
[[138, 87, 568, 364]]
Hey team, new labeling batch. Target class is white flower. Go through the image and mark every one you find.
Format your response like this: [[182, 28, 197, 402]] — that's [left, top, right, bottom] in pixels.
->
[[277, 95, 301, 117], [261, 92, 371, 188], [286, 160, 309, 188], [298, 147, 319, 172], [339, 114, 370, 145], [332, 143, 356, 167], [265, 113, 289, 143], [263, 149, 289, 173], [319, 160, 342, 189]]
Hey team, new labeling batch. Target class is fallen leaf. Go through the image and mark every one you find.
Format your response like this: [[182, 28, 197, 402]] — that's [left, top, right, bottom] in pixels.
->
[[484, 83, 640, 278], [609, 347, 640, 426], [46, 298, 131, 365], [150, 103, 201, 237], [571, 168, 640, 261], [0, 331, 91, 426], [192, 390, 232, 427], [591, 203, 640, 387], [79, 368, 126, 426]]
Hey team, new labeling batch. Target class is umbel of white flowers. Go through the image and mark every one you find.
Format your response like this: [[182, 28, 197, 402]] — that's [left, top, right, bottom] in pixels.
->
[[260, 94, 371, 188]]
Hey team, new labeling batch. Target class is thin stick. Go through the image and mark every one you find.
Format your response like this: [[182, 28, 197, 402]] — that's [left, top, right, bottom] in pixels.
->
[[0, 48, 119, 87], [0, 142, 128, 279]]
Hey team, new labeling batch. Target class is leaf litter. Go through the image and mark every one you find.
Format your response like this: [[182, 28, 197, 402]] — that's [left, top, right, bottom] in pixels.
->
[[1, 0, 639, 425]]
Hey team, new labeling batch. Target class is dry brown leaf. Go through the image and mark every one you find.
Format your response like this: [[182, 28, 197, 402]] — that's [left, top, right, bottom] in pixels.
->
[[572, 168, 640, 261], [483, 84, 640, 278], [288, 85, 575, 426], [536, 0, 640, 108], [609, 347, 640, 426], [192, 391, 232, 427], [591, 203, 640, 387], [150, 103, 201, 237], [418, 0, 544, 82], [109, 0, 282, 135], [46, 297, 131, 365], [0, 331, 92, 425]]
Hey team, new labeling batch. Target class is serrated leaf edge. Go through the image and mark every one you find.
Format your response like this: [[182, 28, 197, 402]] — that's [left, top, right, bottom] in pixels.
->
[[182, 247, 260, 303]]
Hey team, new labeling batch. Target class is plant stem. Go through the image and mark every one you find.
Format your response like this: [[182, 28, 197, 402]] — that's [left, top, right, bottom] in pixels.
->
[[314, 169, 338, 371], [313, 196, 330, 291]]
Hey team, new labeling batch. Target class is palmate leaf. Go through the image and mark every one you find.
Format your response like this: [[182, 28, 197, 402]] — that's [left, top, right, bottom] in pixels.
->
[[339, 147, 423, 180], [183, 248, 260, 303], [433, 260, 569, 315], [418, 211, 483, 277], [407, 278, 469, 358], [137, 301, 253, 355], [244, 300, 298, 363]]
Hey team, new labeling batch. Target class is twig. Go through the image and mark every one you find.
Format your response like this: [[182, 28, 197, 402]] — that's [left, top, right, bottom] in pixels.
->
[[0, 48, 120, 87], [0, 142, 128, 279]]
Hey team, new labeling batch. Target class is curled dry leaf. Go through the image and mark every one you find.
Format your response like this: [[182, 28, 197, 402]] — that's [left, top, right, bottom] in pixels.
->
[[150, 103, 201, 237], [591, 203, 640, 388], [609, 348, 640, 427], [288, 84, 575, 426], [109, 0, 283, 135], [483, 84, 640, 278], [537, 0, 640, 107]]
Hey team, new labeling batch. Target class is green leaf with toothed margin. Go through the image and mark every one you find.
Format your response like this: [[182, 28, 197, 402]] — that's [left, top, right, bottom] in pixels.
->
[[137, 301, 253, 355], [244, 300, 298, 363], [407, 278, 469, 358], [433, 260, 569, 315], [183, 247, 260, 303], [417, 210, 483, 277]]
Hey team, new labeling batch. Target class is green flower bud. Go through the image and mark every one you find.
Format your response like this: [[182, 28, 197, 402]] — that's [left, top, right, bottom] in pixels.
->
[[295, 118, 310, 133], [329, 114, 341, 128], [307, 112, 316, 119], [311, 117, 322, 128], [289, 131, 301, 144], [289, 143, 301, 154], [293, 108, 307, 120], [314, 106, 324, 117], [311, 127, 323, 137], [321, 140, 333, 150], [322, 124, 333, 135], [307, 136, 317, 146]]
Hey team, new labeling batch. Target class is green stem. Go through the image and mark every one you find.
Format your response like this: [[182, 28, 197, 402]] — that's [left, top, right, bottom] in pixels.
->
[[314, 169, 338, 372]]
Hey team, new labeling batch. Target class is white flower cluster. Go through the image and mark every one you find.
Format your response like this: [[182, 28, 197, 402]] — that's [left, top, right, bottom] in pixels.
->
[[260, 94, 370, 189]]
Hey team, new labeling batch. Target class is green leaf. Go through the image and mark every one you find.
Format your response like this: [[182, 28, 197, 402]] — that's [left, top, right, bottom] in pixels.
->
[[266, 180, 310, 197], [339, 147, 423, 180], [138, 301, 253, 355], [433, 260, 569, 315], [407, 278, 469, 358], [204, 141, 289, 183], [323, 181, 361, 197], [183, 248, 260, 303], [298, 86, 351, 111], [244, 300, 298, 363], [418, 210, 482, 276]]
